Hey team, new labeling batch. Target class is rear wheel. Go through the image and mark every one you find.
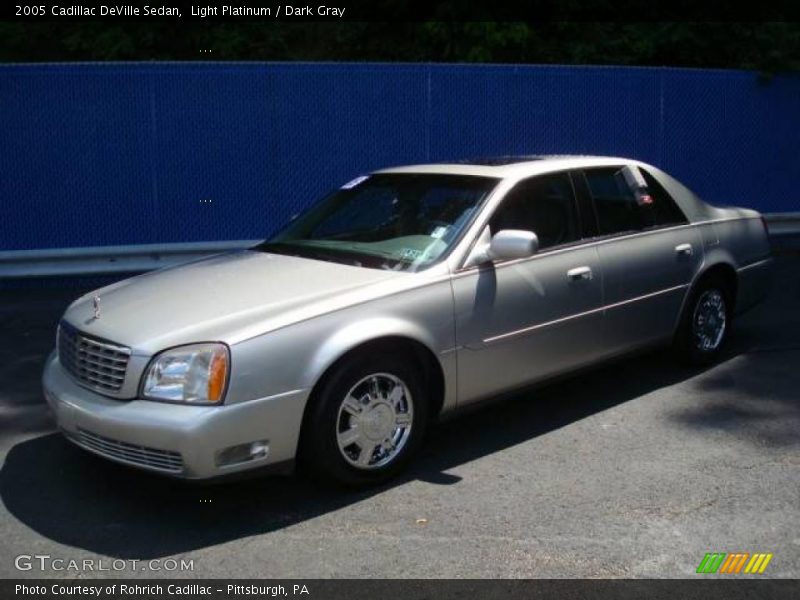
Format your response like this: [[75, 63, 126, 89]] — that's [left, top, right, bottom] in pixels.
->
[[299, 352, 428, 486], [674, 276, 733, 365]]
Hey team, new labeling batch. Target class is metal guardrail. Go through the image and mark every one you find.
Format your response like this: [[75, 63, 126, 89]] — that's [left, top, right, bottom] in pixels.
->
[[0, 240, 260, 278], [766, 213, 800, 254], [764, 212, 800, 236], [1, 213, 798, 279]]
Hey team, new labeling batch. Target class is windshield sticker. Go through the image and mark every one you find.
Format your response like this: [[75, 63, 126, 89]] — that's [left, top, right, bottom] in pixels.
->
[[340, 175, 369, 190], [430, 226, 448, 239], [399, 248, 423, 260]]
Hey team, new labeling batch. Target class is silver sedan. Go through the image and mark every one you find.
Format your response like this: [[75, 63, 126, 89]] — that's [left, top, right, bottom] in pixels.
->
[[42, 156, 772, 485]]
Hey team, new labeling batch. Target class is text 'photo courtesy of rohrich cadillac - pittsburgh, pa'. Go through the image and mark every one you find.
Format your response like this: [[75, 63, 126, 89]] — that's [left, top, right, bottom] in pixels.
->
[[14, 583, 310, 597]]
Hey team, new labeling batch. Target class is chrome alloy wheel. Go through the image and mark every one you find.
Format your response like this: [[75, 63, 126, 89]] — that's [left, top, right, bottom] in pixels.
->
[[692, 289, 727, 352], [336, 372, 413, 470]]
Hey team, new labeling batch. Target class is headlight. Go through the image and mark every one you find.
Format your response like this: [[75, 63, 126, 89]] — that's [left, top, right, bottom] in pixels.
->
[[141, 343, 229, 405]]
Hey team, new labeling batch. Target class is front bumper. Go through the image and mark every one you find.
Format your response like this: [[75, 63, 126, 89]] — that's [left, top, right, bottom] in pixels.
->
[[42, 352, 309, 479]]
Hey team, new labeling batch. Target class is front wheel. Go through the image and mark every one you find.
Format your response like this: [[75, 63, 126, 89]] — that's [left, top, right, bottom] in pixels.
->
[[674, 277, 733, 366], [299, 353, 429, 486]]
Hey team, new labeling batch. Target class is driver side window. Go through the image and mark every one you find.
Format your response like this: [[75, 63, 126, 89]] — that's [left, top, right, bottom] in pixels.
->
[[489, 173, 580, 250]]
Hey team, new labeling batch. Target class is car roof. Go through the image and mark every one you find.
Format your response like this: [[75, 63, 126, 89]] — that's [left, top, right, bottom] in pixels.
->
[[374, 155, 638, 179]]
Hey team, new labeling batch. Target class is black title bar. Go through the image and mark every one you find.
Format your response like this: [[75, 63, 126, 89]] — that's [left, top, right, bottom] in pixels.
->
[[3, 1, 800, 22], [5, 579, 800, 600]]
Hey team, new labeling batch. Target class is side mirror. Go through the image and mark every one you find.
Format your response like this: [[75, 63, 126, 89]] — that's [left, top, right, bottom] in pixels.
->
[[488, 229, 539, 261]]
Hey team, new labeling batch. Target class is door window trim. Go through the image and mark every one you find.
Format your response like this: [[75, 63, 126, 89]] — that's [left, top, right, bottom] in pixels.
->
[[454, 163, 759, 276], [454, 219, 702, 276]]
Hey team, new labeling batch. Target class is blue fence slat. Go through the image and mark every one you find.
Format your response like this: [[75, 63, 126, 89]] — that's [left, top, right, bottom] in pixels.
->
[[1, 63, 798, 251]]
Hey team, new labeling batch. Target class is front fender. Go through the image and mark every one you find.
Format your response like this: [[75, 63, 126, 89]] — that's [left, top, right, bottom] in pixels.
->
[[227, 278, 458, 411], [303, 316, 440, 389]]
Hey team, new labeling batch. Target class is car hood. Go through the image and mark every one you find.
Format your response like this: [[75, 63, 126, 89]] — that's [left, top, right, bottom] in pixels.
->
[[62, 250, 406, 354]]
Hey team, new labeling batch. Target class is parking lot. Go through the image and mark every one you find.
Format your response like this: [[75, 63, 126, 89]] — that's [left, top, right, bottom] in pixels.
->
[[0, 254, 798, 579]]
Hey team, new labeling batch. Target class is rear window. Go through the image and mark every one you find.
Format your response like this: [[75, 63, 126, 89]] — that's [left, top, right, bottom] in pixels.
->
[[641, 169, 688, 227], [583, 167, 687, 236]]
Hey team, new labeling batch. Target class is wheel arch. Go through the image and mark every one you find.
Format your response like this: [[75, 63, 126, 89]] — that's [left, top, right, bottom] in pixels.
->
[[301, 320, 448, 424], [695, 262, 738, 307], [673, 260, 738, 334]]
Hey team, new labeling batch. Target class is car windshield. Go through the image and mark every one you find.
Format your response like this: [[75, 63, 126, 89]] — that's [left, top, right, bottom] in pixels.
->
[[256, 173, 498, 271]]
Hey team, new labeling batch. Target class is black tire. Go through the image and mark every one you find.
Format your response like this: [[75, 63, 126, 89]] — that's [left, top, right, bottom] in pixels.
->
[[299, 351, 429, 487], [674, 275, 734, 366]]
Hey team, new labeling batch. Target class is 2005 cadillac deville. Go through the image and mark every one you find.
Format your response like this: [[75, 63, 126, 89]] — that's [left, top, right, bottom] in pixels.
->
[[43, 156, 772, 485]]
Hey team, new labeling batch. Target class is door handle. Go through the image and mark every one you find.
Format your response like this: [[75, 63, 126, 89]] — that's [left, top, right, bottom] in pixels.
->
[[675, 243, 694, 256], [567, 266, 593, 281]]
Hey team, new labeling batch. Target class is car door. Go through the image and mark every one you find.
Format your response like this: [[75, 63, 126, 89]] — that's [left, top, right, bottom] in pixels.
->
[[575, 165, 702, 355], [452, 171, 606, 405]]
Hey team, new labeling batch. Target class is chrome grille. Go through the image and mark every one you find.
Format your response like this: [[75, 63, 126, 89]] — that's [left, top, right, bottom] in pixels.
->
[[75, 428, 184, 473], [58, 322, 131, 393]]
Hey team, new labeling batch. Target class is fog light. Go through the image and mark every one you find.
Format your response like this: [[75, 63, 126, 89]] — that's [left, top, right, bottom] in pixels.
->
[[215, 440, 269, 466]]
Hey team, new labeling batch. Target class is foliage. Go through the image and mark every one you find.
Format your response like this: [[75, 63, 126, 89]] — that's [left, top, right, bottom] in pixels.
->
[[0, 22, 798, 72]]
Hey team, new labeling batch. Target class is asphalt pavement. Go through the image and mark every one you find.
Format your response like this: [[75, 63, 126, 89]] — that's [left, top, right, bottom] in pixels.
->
[[0, 255, 798, 578]]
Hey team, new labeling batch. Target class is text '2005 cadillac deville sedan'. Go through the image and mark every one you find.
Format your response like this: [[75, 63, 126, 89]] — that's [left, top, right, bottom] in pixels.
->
[[43, 156, 772, 485]]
